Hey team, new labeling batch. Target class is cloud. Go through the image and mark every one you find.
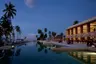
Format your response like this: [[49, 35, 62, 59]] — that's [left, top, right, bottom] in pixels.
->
[[24, 0, 34, 8]]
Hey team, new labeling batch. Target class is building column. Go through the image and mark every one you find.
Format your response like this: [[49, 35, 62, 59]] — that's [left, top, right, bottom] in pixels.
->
[[80, 25, 83, 33], [71, 28, 73, 41], [75, 27, 77, 42], [67, 29, 70, 40], [75, 27, 78, 34], [68, 29, 70, 35], [80, 25, 83, 42], [87, 23, 90, 40], [87, 23, 90, 32], [71, 28, 73, 35]]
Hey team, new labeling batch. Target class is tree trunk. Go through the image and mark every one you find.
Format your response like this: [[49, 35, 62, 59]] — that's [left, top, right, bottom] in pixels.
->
[[6, 36, 8, 43], [9, 34, 11, 43]]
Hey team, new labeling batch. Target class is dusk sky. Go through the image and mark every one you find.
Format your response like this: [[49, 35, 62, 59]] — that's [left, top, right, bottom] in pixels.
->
[[0, 0, 96, 37]]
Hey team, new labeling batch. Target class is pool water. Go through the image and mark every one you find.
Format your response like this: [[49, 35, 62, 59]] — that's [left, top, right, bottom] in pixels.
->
[[0, 42, 95, 64]]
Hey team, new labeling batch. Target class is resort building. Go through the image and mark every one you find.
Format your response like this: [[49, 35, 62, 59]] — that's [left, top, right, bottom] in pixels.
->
[[54, 35, 63, 42], [66, 17, 96, 43]]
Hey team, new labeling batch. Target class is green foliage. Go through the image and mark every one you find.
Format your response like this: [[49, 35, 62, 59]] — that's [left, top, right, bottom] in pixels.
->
[[37, 28, 48, 40], [3, 2, 16, 19], [52, 32, 56, 37], [60, 33, 63, 37], [0, 2, 22, 43], [48, 31, 52, 39], [15, 26, 21, 34], [15, 25, 21, 39], [48, 31, 51, 35], [44, 28, 47, 32], [73, 20, 79, 25], [38, 29, 42, 34], [36, 35, 38, 38], [44, 34, 47, 39], [0, 26, 3, 37], [40, 33, 44, 40]]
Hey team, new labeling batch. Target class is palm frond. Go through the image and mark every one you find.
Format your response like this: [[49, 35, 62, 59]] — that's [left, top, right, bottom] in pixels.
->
[[12, 11, 16, 16], [9, 2, 15, 8], [5, 3, 8, 8], [12, 9, 16, 12], [3, 9, 7, 12]]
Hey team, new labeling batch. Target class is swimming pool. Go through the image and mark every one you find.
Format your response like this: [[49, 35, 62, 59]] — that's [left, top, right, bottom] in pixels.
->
[[0, 42, 95, 64]]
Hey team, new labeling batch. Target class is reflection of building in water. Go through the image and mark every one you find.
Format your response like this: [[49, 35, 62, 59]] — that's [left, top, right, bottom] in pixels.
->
[[68, 52, 96, 64]]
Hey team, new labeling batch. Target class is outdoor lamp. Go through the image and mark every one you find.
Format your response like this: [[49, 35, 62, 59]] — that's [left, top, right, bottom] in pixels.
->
[[12, 45, 15, 48]]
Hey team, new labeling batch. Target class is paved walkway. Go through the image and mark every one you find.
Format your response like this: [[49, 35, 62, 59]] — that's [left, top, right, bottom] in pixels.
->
[[0, 45, 15, 50], [43, 41, 87, 48], [40, 40, 96, 51]]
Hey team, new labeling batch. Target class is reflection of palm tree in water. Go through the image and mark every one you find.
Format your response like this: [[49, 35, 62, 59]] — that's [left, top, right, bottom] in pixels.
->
[[0, 56, 11, 64], [44, 49, 48, 54], [37, 42, 48, 54], [0, 49, 14, 64], [15, 48, 21, 56], [0, 50, 5, 59]]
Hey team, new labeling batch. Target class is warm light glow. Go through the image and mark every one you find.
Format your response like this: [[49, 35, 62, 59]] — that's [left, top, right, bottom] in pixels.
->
[[12, 45, 15, 48], [84, 52, 96, 55], [83, 25, 87, 33], [73, 28, 76, 35], [90, 22, 96, 32], [77, 27, 81, 34], [70, 29, 72, 35]]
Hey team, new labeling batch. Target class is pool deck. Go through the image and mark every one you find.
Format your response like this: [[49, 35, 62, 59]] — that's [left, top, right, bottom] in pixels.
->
[[0, 45, 15, 50], [0, 41, 96, 52], [39, 40, 96, 52], [0, 41, 27, 50]]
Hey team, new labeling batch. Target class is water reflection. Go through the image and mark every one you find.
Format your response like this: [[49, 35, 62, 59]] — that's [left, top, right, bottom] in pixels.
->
[[36, 42, 49, 54], [15, 48, 21, 56], [0, 47, 22, 64], [44, 49, 48, 54], [0, 49, 14, 64], [68, 51, 96, 64], [1, 42, 95, 64]]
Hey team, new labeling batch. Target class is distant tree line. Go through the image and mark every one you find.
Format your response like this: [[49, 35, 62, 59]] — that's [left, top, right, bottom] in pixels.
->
[[36, 28, 65, 41]]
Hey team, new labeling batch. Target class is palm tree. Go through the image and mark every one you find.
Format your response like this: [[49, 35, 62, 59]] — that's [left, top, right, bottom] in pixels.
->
[[15, 26, 21, 39], [48, 31, 51, 40], [73, 20, 79, 25], [3, 2, 16, 19], [0, 25, 3, 42], [44, 34, 47, 40], [44, 28, 47, 32], [36, 35, 38, 38], [63, 35, 66, 41], [0, 15, 11, 42], [1, 2, 16, 43], [60, 33, 64, 42], [52, 32, 56, 40], [38, 29, 42, 34], [52, 32, 56, 37], [37, 29, 45, 40], [44, 28, 47, 40], [11, 26, 15, 43], [37, 28, 48, 40]]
